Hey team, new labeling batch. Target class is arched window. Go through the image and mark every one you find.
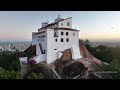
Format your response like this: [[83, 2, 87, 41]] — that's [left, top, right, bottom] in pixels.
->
[[55, 39, 57, 42]]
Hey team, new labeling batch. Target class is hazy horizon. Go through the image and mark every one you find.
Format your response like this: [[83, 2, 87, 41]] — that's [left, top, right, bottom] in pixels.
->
[[1, 39, 120, 43], [0, 11, 120, 42]]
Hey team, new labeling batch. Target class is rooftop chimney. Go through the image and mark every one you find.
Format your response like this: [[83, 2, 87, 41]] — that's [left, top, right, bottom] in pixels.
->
[[42, 21, 48, 27]]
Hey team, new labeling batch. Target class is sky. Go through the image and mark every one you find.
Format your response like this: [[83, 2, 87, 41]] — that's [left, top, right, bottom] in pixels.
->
[[0, 11, 120, 42]]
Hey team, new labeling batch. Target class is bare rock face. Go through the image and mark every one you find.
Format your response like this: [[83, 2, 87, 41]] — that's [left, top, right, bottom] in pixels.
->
[[50, 59, 112, 79], [21, 42, 112, 79], [49, 42, 112, 79]]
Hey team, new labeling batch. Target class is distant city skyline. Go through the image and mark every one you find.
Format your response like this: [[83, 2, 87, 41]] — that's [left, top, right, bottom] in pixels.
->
[[0, 11, 120, 42]]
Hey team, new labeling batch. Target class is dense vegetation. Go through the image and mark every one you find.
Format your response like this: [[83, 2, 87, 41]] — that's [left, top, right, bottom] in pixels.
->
[[0, 51, 20, 71], [0, 51, 43, 79], [83, 39, 120, 79], [0, 67, 20, 79], [26, 72, 43, 79]]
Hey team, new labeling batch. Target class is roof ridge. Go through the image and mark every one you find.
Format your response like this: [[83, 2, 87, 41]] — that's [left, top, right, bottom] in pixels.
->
[[38, 17, 72, 30]]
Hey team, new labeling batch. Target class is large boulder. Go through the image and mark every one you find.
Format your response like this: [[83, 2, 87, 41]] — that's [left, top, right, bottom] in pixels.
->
[[20, 42, 112, 79]]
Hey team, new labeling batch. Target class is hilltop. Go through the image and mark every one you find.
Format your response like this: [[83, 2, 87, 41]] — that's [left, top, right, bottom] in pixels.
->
[[20, 41, 112, 79]]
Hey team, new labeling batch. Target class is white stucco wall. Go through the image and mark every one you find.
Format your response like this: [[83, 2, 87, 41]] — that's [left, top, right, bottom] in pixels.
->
[[46, 28, 79, 63], [46, 29, 56, 63], [32, 17, 80, 64], [53, 30, 79, 52], [71, 45, 82, 60], [57, 52, 63, 59], [40, 31, 47, 55], [36, 43, 41, 55], [30, 55, 46, 64], [58, 18, 72, 28], [32, 31, 46, 47], [32, 32, 38, 45]]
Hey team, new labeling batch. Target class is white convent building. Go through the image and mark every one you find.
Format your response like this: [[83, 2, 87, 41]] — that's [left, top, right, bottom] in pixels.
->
[[20, 16, 81, 64]]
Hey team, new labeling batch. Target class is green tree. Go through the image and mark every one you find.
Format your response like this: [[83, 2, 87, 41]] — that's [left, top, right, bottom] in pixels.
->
[[26, 72, 43, 79], [80, 39, 114, 63], [0, 51, 20, 71], [101, 59, 120, 79], [0, 67, 20, 79], [80, 39, 95, 56], [93, 45, 113, 63]]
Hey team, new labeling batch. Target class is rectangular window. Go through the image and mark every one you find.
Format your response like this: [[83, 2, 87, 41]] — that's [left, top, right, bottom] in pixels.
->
[[61, 32, 64, 35], [66, 38, 69, 42], [67, 22, 70, 26], [61, 23, 63, 26], [61, 38, 63, 42], [66, 32, 68, 36], [55, 39, 57, 42]]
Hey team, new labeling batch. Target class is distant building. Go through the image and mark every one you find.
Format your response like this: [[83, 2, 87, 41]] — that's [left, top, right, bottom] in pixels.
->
[[0, 46, 3, 52]]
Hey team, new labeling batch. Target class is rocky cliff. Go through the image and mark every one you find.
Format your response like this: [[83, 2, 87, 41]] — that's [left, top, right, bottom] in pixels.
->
[[20, 42, 112, 79]]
